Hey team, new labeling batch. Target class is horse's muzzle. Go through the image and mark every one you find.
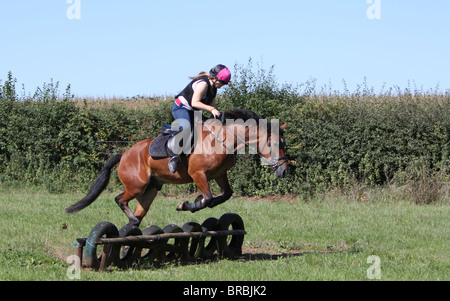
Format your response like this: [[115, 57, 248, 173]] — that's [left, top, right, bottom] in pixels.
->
[[275, 165, 289, 178], [273, 156, 289, 178]]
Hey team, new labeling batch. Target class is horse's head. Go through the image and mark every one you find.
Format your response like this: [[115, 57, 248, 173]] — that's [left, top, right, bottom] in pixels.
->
[[211, 109, 290, 178], [261, 122, 289, 178]]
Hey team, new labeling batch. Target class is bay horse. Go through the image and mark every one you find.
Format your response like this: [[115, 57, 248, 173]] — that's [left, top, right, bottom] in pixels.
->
[[66, 109, 289, 227]]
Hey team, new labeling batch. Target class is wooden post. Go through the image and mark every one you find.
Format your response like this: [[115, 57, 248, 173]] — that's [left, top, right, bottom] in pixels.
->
[[99, 244, 112, 272]]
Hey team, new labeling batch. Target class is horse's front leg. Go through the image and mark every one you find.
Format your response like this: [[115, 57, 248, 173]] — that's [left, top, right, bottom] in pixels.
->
[[208, 173, 233, 208], [176, 170, 213, 213]]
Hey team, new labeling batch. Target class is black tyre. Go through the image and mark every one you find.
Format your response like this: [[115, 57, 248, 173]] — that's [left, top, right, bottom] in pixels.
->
[[141, 225, 164, 262], [162, 224, 188, 261], [218, 213, 245, 259], [200, 217, 222, 258], [117, 224, 143, 268], [181, 221, 203, 261], [84, 221, 120, 270]]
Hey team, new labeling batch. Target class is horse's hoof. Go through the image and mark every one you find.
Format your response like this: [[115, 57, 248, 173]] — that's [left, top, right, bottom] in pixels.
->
[[176, 201, 189, 211], [128, 216, 141, 227]]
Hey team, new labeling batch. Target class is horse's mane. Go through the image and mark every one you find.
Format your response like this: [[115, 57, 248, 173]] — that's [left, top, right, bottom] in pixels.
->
[[220, 109, 262, 123], [219, 109, 277, 135], [204, 108, 281, 135]]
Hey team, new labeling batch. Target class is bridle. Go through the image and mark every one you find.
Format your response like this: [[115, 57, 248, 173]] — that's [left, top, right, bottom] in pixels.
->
[[258, 133, 289, 171], [270, 155, 289, 172], [204, 122, 289, 172]]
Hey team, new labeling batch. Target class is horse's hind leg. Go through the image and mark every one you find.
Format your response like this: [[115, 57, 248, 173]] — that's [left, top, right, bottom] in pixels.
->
[[115, 139, 154, 226], [115, 191, 141, 226], [134, 185, 159, 226]]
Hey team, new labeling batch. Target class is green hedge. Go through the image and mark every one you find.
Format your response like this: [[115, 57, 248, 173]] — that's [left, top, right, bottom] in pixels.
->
[[220, 60, 449, 196], [1, 66, 449, 197], [0, 72, 174, 192]]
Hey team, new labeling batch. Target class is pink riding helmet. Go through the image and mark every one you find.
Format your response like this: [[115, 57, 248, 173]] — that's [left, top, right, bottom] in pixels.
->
[[210, 64, 231, 84]]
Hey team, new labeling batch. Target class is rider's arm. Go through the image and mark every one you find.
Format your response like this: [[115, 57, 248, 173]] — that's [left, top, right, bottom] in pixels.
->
[[191, 82, 220, 118], [191, 81, 209, 111]]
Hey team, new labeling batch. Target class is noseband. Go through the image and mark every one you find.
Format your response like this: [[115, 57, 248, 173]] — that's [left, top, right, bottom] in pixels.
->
[[270, 156, 289, 171], [260, 137, 289, 171]]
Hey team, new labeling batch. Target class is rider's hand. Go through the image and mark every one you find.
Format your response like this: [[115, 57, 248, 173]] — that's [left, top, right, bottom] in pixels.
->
[[210, 107, 221, 119]]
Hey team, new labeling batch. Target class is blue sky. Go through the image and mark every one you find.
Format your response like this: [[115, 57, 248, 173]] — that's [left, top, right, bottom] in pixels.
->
[[1, 0, 449, 97]]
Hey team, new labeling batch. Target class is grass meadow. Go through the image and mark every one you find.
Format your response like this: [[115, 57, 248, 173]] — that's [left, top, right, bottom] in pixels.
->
[[1, 67, 448, 286], [0, 186, 448, 281]]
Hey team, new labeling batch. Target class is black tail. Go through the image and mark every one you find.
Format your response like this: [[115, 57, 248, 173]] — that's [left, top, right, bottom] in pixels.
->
[[65, 154, 122, 214]]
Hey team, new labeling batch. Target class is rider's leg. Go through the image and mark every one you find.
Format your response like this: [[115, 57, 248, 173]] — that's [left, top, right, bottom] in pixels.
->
[[169, 104, 193, 173]]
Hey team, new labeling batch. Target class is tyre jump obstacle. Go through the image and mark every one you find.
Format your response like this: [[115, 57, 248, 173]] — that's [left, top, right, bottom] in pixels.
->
[[75, 213, 246, 271]]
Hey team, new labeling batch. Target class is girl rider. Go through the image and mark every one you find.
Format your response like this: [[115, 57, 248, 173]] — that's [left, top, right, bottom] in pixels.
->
[[169, 64, 232, 173]]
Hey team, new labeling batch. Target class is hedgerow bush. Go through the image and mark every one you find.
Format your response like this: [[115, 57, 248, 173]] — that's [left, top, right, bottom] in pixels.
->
[[284, 94, 449, 190], [219, 59, 449, 199], [0, 72, 172, 192], [1, 66, 448, 201]]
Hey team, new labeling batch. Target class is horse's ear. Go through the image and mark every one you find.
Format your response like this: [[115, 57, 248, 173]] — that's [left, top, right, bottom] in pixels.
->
[[280, 123, 287, 131]]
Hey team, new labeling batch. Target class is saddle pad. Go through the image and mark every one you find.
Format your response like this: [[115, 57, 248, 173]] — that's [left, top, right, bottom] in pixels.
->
[[148, 135, 173, 159]]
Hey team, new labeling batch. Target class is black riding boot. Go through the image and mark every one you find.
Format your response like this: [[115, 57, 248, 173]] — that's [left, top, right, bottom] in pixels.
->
[[168, 156, 181, 173]]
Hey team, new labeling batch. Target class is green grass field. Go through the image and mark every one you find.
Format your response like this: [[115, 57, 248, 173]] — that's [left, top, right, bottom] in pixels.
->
[[0, 186, 448, 281]]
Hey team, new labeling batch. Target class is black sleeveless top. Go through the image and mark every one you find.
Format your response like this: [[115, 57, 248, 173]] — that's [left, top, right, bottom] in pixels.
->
[[175, 76, 217, 107]]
